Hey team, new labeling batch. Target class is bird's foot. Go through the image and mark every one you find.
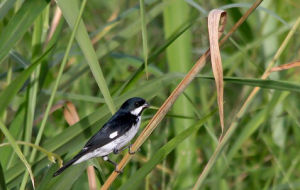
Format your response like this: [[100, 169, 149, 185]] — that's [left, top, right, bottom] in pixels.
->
[[103, 156, 123, 174], [113, 148, 119, 154], [114, 167, 123, 174], [128, 144, 140, 155]]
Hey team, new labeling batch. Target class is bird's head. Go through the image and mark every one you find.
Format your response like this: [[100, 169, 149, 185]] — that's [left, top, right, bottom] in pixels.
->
[[120, 97, 150, 116]]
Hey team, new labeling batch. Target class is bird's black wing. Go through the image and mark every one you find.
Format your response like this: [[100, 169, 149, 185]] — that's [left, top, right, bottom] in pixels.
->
[[83, 111, 138, 151]]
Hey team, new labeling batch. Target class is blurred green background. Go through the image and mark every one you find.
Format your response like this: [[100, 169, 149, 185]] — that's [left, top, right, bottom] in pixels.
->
[[0, 0, 299, 189]]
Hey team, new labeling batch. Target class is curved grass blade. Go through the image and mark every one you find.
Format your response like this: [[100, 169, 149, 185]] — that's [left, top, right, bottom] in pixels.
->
[[0, 105, 25, 168], [0, 121, 35, 188], [0, 0, 49, 63], [0, 141, 63, 167], [119, 110, 216, 190], [207, 9, 226, 137], [219, 3, 288, 26]]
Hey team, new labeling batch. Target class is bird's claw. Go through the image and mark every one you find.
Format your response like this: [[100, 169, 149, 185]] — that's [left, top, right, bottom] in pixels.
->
[[128, 145, 140, 155], [114, 167, 123, 174]]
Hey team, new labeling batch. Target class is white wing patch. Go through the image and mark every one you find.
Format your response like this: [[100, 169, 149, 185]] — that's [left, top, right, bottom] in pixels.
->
[[109, 131, 118, 139]]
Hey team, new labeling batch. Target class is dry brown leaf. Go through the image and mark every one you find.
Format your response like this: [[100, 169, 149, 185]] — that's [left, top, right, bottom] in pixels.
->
[[63, 101, 80, 125], [208, 9, 227, 138], [87, 166, 97, 190], [270, 61, 300, 72]]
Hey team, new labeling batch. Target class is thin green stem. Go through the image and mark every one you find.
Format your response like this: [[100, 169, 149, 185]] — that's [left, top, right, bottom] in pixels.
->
[[139, 0, 149, 78]]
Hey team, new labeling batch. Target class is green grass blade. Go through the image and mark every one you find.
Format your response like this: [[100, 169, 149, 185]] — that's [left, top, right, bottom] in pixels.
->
[[0, 0, 49, 63], [24, 9, 47, 156], [0, 163, 6, 190], [119, 110, 216, 190], [163, 0, 195, 187], [0, 46, 53, 116], [19, 1, 88, 188], [139, 0, 149, 78], [57, 0, 116, 114], [0, 121, 35, 188], [46, 163, 87, 190], [199, 76, 300, 93]]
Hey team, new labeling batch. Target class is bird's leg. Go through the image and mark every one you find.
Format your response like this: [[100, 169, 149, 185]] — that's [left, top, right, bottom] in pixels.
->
[[103, 156, 123, 174], [113, 144, 140, 155], [113, 144, 130, 154]]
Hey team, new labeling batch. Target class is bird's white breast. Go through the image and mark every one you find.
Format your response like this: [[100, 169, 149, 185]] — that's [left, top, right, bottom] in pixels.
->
[[115, 116, 141, 150]]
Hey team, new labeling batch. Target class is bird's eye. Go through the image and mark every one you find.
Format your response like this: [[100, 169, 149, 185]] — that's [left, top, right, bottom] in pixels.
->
[[135, 102, 139, 107]]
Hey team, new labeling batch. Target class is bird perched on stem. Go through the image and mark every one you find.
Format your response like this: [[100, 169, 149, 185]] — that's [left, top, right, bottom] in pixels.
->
[[53, 97, 150, 177]]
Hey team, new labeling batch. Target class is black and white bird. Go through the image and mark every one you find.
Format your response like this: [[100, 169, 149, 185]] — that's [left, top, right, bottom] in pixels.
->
[[53, 97, 150, 177]]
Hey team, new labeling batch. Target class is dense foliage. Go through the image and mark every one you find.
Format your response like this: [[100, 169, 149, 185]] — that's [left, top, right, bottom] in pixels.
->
[[0, 0, 299, 189]]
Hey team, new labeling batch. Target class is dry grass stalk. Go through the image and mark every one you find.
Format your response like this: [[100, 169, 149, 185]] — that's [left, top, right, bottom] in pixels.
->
[[270, 60, 300, 72]]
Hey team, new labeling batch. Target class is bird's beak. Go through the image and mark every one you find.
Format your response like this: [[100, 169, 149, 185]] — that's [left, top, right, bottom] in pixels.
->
[[144, 102, 150, 108]]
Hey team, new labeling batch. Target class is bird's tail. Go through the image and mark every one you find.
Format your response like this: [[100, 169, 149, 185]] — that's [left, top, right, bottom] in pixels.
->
[[53, 150, 86, 177]]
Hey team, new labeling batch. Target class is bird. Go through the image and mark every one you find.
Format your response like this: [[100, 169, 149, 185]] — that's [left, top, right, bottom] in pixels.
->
[[53, 97, 150, 177]]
